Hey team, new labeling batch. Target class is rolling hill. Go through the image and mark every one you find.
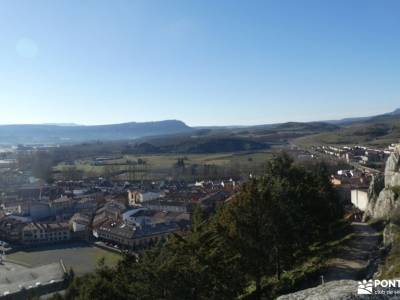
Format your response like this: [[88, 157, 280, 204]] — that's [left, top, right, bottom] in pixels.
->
[[295, 110, 400, 147], [1, 108, 400, 150], [0, 120, 193, 144], [131, 109, 400, 152]]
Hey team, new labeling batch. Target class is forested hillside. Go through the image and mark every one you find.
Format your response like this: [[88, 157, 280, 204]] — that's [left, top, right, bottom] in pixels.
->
[[296, 113, 400, 147]]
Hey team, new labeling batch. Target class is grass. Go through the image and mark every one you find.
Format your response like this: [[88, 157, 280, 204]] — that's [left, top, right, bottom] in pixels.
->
[[239, 220, 352, 299], [6, 242, 122, 276], [270, 222, 353, 296], [293, 120, 400, 149], [390, 186, 400, 198], [57, 151, 274, 179]]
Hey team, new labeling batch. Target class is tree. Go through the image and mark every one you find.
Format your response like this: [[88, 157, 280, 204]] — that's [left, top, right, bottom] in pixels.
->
[[103, 165, 118, 180], [61, 166, 82, 180], [219, 152, 342, 298], [173, 158, 186, 179], [219, 180, 274, 300], [32, 151, 55, 183]]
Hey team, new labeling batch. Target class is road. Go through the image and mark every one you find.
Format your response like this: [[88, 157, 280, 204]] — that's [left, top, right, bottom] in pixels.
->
[[322, 222, 381, 282]]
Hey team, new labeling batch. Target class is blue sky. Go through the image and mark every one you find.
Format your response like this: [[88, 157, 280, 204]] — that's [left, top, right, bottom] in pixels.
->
[[0, 0, 399, 126]]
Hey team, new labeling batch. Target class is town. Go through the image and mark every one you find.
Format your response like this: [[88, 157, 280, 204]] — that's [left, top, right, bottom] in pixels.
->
[[1, 138, 400, 298], [0, 176, 236, 250], [0, 144, 243, 298], [1, 142, 397, 251]]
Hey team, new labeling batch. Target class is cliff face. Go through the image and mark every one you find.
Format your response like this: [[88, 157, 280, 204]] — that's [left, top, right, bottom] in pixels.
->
[[364, 145, 400, 221], [385, 148, 400, 188], [364, 174, 385, 220]]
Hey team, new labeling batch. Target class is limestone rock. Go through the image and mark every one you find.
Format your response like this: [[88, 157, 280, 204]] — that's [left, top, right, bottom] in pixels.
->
[[383, 223, 400, 247], [369, 174, 386, 201], [385, 147, 400, 188], [277, 280, 399, 299], [364, 174, 385, 221], [366, 145, 400, 220], [389, 173, 400, 189], [372, 189, 400, 220]]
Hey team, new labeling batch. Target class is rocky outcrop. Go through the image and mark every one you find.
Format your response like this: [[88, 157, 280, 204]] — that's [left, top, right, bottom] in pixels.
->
[[277, 280, 357, 300], [369, 174, 385, 201], [385, 149, 400, 188], [277, 280, 398, 299], [383, 223, 400, 248], [364, 145, 400, 221], [369, 189, 400, 220], [364, 174, 385, 220]]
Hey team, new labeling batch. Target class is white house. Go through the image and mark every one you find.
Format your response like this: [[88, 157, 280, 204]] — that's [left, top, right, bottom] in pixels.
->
[[351, 188, 369, 211], [128, 191, 162, 206], [70, 213, 91, 232]]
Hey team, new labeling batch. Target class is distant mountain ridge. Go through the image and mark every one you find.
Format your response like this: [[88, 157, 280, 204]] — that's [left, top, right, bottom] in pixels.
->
[[387, 108, 400, 116], [0, 120, 192, 144], [1, 108, 399, 146], [194, 108, 400, 129], [41, 123, 80, 127], [325, 108, 400, 125]]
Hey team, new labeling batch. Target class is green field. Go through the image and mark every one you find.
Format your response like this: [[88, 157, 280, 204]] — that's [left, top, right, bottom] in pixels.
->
[[294, 117, 400, 149], [6, 243, 121, 276], [57, 151, 274, 179]]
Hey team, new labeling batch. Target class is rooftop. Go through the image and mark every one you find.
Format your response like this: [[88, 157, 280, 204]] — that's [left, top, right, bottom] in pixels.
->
[[0, 262, 64, 296]]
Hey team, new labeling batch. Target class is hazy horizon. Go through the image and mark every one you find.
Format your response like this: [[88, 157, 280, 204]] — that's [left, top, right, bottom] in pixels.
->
[[0, 106, 398, 127], [1, 0, 400, 126]]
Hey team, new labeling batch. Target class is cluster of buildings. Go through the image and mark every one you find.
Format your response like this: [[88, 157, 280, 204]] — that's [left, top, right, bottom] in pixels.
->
[[310, 143, 400, 214], [0, 177, 238, 251], [315, 145, 391, 170], [330, 168, 371, 210]]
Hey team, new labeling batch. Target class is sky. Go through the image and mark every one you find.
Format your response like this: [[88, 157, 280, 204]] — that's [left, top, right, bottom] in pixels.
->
[[0, 0, 399, 126]]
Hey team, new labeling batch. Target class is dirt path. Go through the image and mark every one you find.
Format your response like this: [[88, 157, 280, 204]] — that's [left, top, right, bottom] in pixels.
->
[[322, 222, 381, 282]]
